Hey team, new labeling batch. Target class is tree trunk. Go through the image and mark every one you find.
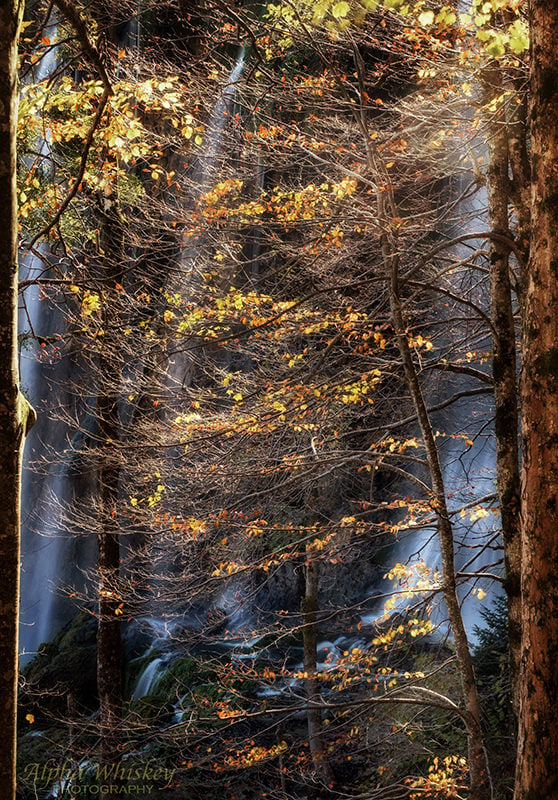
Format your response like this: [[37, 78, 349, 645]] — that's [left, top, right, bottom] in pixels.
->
[[482, 63, 522, 715], [80, 6, 125, 782], [505, 67, 531, 276], [386, 235, 493, 800], [0, 2, 34, 797], [96, 196, 124, 778], [300, 556, 334, 788], [514, 2, 558, 796]]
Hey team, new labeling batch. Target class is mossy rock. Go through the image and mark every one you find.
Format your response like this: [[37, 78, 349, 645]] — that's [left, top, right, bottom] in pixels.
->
[[17, 725, 69, 800], [127, 693, 175, 723], [153, 657, 215, 700], [20, 610, 98, 721], [126, 656, 206, 721]]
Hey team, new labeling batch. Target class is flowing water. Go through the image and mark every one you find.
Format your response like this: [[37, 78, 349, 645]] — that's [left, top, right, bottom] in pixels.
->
[[19, 28, 83, 663]]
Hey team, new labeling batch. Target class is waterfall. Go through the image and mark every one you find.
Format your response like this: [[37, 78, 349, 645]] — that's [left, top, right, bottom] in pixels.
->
[[20, 43, 247, 670], [199, 49, 246, 178], [142, 46, 247, 580], [165, 48, 246, 390], [18, 14, 145, 662], [131, 656, 168, 701], [18, 25, 83, 663], [364, 396, 501, 638], [360, 183, 503, 639], [125, 52, 249, 697]]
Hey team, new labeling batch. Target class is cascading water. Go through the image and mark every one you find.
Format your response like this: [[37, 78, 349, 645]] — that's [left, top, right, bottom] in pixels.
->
[[365, 398, 501, 637], [21, 33, 247, 679], [18, 16, 143, 663], [130, 107, 504, 701], [18, 27, 93, 664], [360, 183, 503, 640], [131, 656, 168, 701], [200, 49, 246, 178], [165, 47, 246, 391], [129, 50, 250, 697]]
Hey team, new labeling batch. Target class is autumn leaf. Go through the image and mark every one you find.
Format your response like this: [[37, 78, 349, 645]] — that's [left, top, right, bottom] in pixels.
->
[[418, 10, 435, 26], [332, 1, 350, 18]]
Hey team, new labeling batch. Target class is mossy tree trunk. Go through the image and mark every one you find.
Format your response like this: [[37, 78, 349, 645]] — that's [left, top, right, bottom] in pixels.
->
[[514, 2, 558, 797], [0, 2, 35, 797]]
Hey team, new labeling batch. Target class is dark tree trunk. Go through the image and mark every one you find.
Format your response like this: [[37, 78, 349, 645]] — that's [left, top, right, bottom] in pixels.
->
[[0, 2, 34, 797], [300, 557, 334, 788], [506, 66, 531, 275], [514, 2, 558, 797], [96, 196, 125, 777], [482, 63, 522, 714]]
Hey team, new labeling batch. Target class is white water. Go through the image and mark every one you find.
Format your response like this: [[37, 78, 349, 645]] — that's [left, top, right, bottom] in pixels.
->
[[19, 25, 74, 663], [360, 183, 503, 640], [200, 49, 245, 179], [132, 656, 168, 700], [144, 50, 248, 629], [164, 48, 246, 391]]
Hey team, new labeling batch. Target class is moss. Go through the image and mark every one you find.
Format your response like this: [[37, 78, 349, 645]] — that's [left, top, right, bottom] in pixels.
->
[[126, 656, 218, 722], [127, 693, 174, 723], [17, 725, 69, 800], [20, 610, 98, 722], [153, 657, 217, 702]]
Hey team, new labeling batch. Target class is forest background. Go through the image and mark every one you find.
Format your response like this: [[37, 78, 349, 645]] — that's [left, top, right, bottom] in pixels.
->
[[0, 0, 556, 799]]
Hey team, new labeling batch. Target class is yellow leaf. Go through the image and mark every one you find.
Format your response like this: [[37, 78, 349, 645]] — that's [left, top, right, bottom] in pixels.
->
[[81, 292, 101, 316], [418, 10, 435, 26], [332, 1, 350, 18]]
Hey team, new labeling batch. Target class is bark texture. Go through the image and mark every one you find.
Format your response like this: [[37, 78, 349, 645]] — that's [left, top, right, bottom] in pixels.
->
[[506, 67, 531, 276], [61, 4, 125, 780], [96, 196, 124, 777], [301, 558, 334, 788], [0, 2, 33, 797], [514, 2, 558, 797], [482, 63, 522, 714]]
